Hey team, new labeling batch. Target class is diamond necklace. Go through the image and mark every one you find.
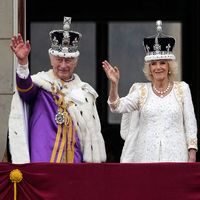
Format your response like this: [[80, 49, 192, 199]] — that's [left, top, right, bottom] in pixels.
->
[[153, 82, 171, 98]]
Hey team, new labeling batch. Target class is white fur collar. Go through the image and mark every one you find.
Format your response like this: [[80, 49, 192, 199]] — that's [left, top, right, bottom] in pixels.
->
[[31, 69, 98, 104]]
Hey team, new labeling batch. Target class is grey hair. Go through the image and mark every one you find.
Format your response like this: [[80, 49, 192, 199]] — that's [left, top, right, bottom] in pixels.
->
[[143, 60, 179, 81]]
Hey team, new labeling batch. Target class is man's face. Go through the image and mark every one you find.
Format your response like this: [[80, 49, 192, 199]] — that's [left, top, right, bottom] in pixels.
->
[[50, 55, 78, 81]]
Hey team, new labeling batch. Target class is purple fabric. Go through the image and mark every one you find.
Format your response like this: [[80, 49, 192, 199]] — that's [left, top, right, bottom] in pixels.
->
[[16, 74, 82, 163]]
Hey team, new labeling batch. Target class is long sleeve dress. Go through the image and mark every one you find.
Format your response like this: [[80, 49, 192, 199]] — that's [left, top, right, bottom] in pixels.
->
[[110, 82, 198, 162]]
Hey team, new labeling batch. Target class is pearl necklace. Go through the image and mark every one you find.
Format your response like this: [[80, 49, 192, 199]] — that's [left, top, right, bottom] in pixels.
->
[[153, 82, 171, 98]]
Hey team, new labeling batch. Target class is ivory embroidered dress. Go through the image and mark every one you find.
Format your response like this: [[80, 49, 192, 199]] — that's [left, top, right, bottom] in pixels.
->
[[110, 82, 198, 162]]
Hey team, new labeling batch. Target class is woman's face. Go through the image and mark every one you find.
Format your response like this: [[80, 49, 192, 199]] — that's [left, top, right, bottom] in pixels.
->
[[149, 60, 169, 81], [50, 55, 78, 81]]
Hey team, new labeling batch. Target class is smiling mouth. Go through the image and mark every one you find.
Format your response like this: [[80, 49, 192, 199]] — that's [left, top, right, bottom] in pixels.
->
[[59, 70, 69, 72]]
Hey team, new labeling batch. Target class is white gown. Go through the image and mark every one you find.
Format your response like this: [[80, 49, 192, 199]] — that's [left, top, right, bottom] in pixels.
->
[[110, 82, 198, 162]]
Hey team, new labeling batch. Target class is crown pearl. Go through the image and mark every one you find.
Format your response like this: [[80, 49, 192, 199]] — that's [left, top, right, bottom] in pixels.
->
[[156, 20, 162, 26], [156, 20, 162, 33]]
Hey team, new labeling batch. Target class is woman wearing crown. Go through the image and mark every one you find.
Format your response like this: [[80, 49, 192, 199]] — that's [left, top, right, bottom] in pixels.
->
[[102, 21, 198, 163]]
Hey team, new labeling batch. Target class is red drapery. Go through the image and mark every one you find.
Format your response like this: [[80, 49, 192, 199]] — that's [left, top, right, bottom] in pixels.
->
[[0, 162, 200, 200]]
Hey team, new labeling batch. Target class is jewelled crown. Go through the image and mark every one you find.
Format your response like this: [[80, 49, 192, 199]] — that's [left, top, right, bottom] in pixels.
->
[[143, 20, 176, 62], [49, 16, 82, 58]]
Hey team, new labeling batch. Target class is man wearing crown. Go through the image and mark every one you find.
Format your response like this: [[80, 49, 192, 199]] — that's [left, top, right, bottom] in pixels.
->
[[8, 17, 106, 164]]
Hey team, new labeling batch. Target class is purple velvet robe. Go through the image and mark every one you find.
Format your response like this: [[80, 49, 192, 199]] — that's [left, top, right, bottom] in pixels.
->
[[16, 74, 82, 163]]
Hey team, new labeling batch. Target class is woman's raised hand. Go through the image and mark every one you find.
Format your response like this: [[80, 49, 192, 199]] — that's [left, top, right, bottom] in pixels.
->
[[10, 33, 31, 65], [102, 60, 120, 85]]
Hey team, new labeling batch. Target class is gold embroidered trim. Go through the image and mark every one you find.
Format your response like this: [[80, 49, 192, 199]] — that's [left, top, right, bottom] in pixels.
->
[[50, 82, 75, 163], [56, 120, 67, 162], [139, 83, 147, 109], [188, 138, 197, 147], [174, 82, 183, 109], [67, 121, 76, 163], [16, 83, 34, 93]]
